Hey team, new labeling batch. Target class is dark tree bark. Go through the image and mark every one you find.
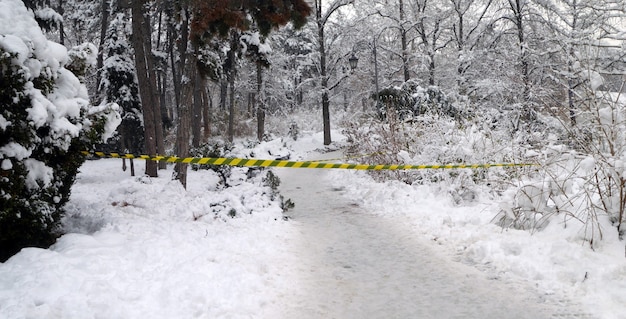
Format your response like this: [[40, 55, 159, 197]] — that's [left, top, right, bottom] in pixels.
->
[[398, 0, 409, 82], [508, 0, 533, 123], [57, 0, 65, 44], [314, 0, 354, 145], [202, 84, 211, 139], [219, 79, 228, 110], [131, 0, 158, 177], [192, 46, 203, 148], [256, 60, 265, 141], [95, 0, 109, 94], [316, 0, 331, 145], [138, 8, 166, 169], [227, 31, 238, 143], [173, 52, 196, 189]]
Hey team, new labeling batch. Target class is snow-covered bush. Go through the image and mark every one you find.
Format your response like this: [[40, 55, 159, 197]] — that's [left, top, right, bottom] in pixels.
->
[[373, 81, 459, 121], [0, 0, 119, 262], [498, 88, 626, 247], [189, 141, 234, 186], [343, 111, 534, 204]]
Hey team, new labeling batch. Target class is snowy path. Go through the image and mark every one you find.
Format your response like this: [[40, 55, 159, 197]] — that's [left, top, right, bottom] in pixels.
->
[[274, 162, 589, 319]]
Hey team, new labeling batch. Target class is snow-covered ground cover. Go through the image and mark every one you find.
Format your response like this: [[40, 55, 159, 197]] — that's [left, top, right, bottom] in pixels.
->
[[0, 129, 625, 318], [0, 149, 298, 318]]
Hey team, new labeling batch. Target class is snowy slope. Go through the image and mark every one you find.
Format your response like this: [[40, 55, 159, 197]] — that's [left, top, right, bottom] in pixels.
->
[[0, 157, 297, 318]]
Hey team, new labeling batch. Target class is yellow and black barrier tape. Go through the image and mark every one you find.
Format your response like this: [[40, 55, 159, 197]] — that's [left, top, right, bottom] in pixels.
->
[[309, 151, 388, 163], [81, 151, 536, 170]]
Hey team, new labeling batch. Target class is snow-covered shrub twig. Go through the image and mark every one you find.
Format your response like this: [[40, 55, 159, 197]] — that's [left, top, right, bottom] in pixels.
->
[[343, 111, 533, 205], [500, 82, 626, 248]]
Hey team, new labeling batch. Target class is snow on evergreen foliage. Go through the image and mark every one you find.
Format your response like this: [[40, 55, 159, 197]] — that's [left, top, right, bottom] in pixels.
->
[[374, 81, 459, 120], [99, 12, 143, 153], [0, 0, 119, 262]]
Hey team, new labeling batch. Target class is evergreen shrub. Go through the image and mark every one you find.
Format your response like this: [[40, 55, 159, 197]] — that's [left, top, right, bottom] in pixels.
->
[[0, 1, 118, 262]]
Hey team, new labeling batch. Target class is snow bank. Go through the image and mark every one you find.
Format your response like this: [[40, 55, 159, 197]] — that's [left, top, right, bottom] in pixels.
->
[[0, 159, 296, 318]]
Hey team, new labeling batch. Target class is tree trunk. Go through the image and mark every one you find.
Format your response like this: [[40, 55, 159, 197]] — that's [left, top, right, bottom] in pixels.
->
[[203, 83, 211, 140], [173, 54, 196, 189], [317, 1, 331, 145], [219, 79, 228, 110], [399, 0, 409, 82], [138, 8, 166, 169], [131, 0, 158, 177], [567, 6, 578, 127], [228, 76, 235, 142], [192, 46, 203, 148], [57, 0, 65, 44], [227, 31, 238, 143], [428, 51, 436, 86], [247, 92, 255, 116], [172, 7, 189, 110], [256, 60, 265, 141], [95, 0, 109, 96], [509, 0, 533, 123], [168, 22, 180, 110]]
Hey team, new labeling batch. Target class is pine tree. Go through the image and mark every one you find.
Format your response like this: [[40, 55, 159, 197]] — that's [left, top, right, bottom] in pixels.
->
[[100, 12, 144, 163], [0, 0, 118, 262]]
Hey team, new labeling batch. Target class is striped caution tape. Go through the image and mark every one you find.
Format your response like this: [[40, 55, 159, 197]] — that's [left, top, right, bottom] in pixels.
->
[[309, 151, 388, 163], [81, 151, 537, 170]]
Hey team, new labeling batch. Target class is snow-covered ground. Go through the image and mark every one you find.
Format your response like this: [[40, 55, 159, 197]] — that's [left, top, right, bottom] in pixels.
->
[[0, 130, 625, 318], [274, 157, 589, 318]]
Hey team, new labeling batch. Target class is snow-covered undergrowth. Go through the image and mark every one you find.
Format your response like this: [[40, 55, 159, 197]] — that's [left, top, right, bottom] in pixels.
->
[[340, 110, 626, 318], [491, 91, 626, 250], [342, 114, 534, 203], [0, 141, 297, 318]]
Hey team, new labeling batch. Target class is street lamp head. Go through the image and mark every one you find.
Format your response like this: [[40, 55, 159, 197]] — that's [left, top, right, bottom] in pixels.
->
[[348, 54, 358, 70]]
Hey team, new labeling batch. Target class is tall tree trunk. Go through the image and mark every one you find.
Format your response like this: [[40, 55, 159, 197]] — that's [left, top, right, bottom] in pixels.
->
[[227, 31, 238, 143], [95, 0, 109, 96], [256, 60, 265, 141], [228, 76, 235, 142], [155, 9, 171, 130], [57, 0, 65, 44], [176, 7, 190, 109], [317, 0, 331, 145], [219, 79, 228, 110], [168, 21, 181, 110], [173, 53, 196, 189], [131, 0, 158, 177], [455, 4, 465, 94], [203, 84, 211, 139], [428, 50, 436, 86], [509, 0, 533, 123], [567, 1, 579, 127], [399, 0, 409, 82], [139, 8, 166, 169], [192, 46, 203, 148]]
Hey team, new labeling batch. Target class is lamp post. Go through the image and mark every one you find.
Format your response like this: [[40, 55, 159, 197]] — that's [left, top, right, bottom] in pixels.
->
[[350, 38, 381, 112], [343, 55, 359, 111]]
